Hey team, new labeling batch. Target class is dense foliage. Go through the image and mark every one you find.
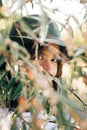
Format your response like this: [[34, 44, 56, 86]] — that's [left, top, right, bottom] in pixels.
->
[[0, 0, 87, 130]]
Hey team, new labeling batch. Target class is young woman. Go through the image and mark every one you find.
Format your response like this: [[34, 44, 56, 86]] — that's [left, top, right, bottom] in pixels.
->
[[9, 15, 68, 130], [14, 42, 66, 130]]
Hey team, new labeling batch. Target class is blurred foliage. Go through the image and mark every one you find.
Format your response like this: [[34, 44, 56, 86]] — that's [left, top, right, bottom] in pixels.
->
[[0, 0, 87, 130]]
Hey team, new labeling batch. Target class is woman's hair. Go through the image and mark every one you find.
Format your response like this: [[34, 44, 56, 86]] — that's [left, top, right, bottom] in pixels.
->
[[56, 60, 63, 78]]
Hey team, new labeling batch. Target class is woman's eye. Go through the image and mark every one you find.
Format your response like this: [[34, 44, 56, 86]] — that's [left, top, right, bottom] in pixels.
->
[[38, 55, 43, 60], [51, 59, 57, 63]]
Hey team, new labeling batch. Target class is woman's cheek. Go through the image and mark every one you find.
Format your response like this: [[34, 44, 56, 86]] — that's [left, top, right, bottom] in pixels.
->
[[40, 61, 57, 76]]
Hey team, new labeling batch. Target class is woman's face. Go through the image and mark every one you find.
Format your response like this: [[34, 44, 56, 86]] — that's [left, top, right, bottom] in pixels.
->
[[38, 44, 60, 77]]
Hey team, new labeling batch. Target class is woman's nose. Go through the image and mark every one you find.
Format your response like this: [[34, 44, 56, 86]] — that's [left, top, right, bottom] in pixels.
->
[[42, 59, 51, 72]]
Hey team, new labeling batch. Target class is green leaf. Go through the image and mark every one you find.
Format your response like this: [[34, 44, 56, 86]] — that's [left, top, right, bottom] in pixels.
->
[[0, 71, 7, 84], [56, 102, 65, 128], [81, 55, 87, 63], [43, 98, 50, 114], [77, 66, 83, 77], [0, 0, 2, 6], [11, 119, 18, 130], [10, 82, 22, 100], [0, 55, 5, 66], [22, 122, 27, 130], [5, 77, 16, 93], [31, 2, 34, 8]]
